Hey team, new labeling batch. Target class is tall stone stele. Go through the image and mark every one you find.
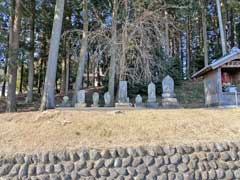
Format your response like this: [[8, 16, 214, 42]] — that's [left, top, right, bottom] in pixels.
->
[[75, 90, 87, 108], [146, 82, 159, 108], [115, 81, 131, 107], [162, 75, 179, 108]]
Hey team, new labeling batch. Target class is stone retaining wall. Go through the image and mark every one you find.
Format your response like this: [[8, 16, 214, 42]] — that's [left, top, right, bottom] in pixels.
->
[[1, 142, 240, 180]]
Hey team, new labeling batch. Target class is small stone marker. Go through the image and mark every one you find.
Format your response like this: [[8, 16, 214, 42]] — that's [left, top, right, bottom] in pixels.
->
[[92, 92, 99, 107], [135, 95, 145, 108], [104, 92, 111, 107], [147, 82, 158, 108], [136, 95, 143, 104], [75, 90, 87, 108], [116, 81, 131, 107], [162, 75, 179, 108], [77, 90, 85, 103], [60, 96, 71, 107]]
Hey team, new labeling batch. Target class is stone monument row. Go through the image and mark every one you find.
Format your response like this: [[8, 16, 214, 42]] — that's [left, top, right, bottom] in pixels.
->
[[71, 75, 179, 109]]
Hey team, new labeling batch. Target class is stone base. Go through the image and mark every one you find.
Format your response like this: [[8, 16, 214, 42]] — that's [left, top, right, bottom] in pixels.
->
[[104, 105, 112, 107], [135, 103, 146, 108], [60, 103, 71, 108], [162, 93, 176, 98], [146, 102, 159, 108], [115, 103, 132, 108], [91, 105, 99, 108], [75, 103, 87, 108], [162, 98, 179, 108]]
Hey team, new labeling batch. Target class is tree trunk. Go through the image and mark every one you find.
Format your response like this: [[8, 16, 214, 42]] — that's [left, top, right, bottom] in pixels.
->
[[201, 0, 209, 66], [120, 25, 127, 81], [73, 0, 89, 103], [1, 59, 8, 97], [60, 40, 66, 95], [26, 0, 35, 103], [40, 0, 65, 110], [108, 0, 118, 106], [7, 0, 21, 112], [19, 61, 24, 94], [2, 34, 9, 97], [120, 0, 129, 81], [65, 54, 69, 95], [97, 64, 101, 87], [38, 57, 43, 94], [55, 78, 58, 93], [38, 37, 48, 95], [87, 53, 90, 87], [186, 16, 192, 79], [216, 0, 227, 56], [229, 8, 234, 48], [92, 63, 96, 87], [165, 10, 170, 58], [60, 57, 66, 95], [62, 0, 72, 96], [179, 33, 182, 63]]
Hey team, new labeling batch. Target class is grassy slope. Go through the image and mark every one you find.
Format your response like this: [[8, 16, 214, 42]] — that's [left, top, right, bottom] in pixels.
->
[[0, 108, 240, 155]]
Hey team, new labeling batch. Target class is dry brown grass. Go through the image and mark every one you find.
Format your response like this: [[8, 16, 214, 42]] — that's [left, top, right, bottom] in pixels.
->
[[0, 108, 240, 155]]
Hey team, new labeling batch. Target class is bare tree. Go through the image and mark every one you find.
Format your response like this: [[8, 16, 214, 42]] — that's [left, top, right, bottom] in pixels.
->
[[119, 0, 130, 81], [40, 0, 65, 110], [73, 0, 89, 103], [108, 0, 118, 106], [164, 10, 170, 58]]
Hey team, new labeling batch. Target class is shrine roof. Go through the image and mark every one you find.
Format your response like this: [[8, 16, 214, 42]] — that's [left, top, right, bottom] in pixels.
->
[[192, 47, 240, 79]]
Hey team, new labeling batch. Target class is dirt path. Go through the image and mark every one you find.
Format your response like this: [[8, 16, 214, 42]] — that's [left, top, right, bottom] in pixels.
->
[[0, 108, 240, 155]]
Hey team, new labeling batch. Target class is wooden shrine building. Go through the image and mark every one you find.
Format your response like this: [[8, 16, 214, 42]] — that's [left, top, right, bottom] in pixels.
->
[[192, 47, 240, 107]]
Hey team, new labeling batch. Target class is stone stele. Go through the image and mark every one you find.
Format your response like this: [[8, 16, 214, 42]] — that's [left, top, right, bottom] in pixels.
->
[[75, 90, 87, 108], [135, 95, 145, 108], [60, 96, 71, 107], [116, 81, 131, 107], [146, 82, 158, 108], [92, 92, 100, 107], [104, 92, 111, 107], [162, 75, 179, 108]]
